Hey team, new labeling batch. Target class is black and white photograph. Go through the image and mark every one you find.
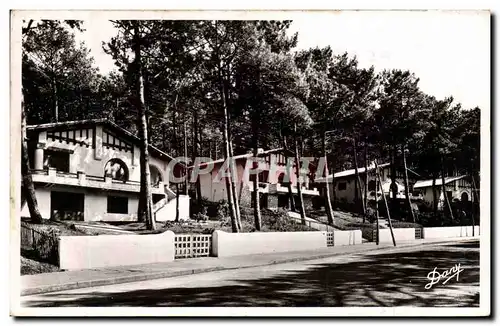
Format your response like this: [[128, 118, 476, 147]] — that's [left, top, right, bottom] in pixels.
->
[[9, 9, 490, 317]]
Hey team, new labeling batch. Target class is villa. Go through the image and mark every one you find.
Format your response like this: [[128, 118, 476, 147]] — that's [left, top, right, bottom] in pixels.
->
[[189, 148, 321, 210], [20, 119, 189, 222]]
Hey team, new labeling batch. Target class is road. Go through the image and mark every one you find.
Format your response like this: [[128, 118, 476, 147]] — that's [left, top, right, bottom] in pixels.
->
[[22, 239, 479, 307]]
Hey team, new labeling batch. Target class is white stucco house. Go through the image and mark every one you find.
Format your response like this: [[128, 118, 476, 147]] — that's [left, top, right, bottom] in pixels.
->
[[316, 162, 421, 205], [412, 175, 473, 209], [20, 119, 189, 222], [189, 148, 321, 210]]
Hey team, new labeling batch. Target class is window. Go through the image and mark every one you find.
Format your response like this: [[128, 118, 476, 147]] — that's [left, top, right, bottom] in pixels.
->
[[107, 196, 128, 214], [368, 180, 376, 191], [43, 150, 70, 172], [338, 182, 347, 191]]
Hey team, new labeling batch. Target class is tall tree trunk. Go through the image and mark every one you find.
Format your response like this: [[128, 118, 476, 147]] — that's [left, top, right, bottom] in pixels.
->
[[363, 143, 368, 223], [172, 106, 178, 157], [376, 160, 396, 246], [224, 66, 242, 231], [252, 119, 262, 231], [390, 146, 398, 215], [229, 139, 242, 230], [294, 124, 307, 224], [353, 138, 365, 215], [52, 79, 59, 122], [402, 144, 415, 222], [172, 104, 180, 222], [470, 164, 475, 235], [441, 156, 454, 220], [216, 53, 238, 233], [194, 115, 202, 204], [21, 91, 43, 223], [133, 23, 155, 230], [283, 137, 295, 211], [183, 119, 188, 194], [175, 183, 180, 222], [432, 171, 438, 215], [322, 132, 334, 225], [375, 168, 379, 245]]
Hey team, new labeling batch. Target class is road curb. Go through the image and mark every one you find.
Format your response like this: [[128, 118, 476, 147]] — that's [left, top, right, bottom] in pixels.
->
[[21, 237, 478, 296]]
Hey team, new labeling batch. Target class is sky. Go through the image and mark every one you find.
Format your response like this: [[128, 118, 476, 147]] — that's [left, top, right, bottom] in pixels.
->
[[75, 11, 490, 110]]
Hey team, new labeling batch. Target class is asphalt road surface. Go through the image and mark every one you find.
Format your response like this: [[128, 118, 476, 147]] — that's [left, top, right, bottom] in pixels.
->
[[22, 239, 479, 307]]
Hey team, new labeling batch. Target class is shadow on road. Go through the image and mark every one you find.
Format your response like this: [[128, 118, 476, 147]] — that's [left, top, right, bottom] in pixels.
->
[[25, 240, 480, 307]]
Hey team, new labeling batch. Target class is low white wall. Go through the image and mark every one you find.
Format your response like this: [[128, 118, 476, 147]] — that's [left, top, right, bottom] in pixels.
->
[[212, 230, 327, 257], [423, 226, 480, 239], [378, 228, 415, 243], [333, 230, 362, 246], [155, 195, 190, 222], [59, 231, 175, 270]]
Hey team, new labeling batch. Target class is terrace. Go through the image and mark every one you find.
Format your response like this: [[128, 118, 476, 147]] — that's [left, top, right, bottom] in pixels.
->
[[31, 168, 166, 194]]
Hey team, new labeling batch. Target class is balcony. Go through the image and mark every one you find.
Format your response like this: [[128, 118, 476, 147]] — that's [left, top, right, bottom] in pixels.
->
[[276, 184, 320, 196], [31, 168, 166, 194]]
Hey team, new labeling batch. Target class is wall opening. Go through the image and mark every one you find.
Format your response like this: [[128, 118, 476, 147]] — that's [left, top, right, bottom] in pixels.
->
[[44, 150, 70, 172], [50, 191, 84, 221], [107, 195, 129, 214], [149, 164, 163, 186], [104, 158, 129, 182]]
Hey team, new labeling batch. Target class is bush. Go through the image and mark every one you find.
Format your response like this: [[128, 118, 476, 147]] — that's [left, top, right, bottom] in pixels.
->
[[191, 198, 230, 220], [365, 207, 377, 223], [261, 209, 316, 232]]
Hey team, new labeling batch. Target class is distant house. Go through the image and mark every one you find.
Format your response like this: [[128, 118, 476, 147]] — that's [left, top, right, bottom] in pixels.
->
[[21, 119, 189, 222], [412, 175, 473, 209], [189, 148, 320, 210], [316, 162, 421, 206]]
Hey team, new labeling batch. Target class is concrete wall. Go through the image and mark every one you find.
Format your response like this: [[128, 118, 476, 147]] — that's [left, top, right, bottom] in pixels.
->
[[58, 231, 175, 270], [85, 191, 139, 222], [423, 226, 480, 239], [20, 187, 51, 219], [22, 185, 142, 222], [156, 195, 190, 221], [212, 230, 327, 257], [333, 230, 363, 246], [378, 228, 415, 243]]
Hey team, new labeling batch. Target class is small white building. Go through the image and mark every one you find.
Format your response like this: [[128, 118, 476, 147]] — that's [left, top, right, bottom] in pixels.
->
[[412, 175, 473, 209], [21, 119, 189, 222], [316, 162, 421, 205]]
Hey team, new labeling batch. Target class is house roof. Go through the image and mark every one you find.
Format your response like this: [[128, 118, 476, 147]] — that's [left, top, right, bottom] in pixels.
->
[[315, 163, 391, 182], [187, 148, 291, 169], [315, 162, 422, 183], [413, 175, 466, 189], [27, 119, 181, 165]]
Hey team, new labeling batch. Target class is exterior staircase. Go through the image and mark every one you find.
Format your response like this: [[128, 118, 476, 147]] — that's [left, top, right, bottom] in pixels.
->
[[152, 186, 190, 222]]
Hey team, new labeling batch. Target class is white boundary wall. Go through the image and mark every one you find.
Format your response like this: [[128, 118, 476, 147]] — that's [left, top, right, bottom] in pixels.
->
[[333, 230, 362, 246], [59, 231, 175, 270], [212, 231, 327, 257], [378, 228, 415, 243], [423, 226, 480, 239]]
